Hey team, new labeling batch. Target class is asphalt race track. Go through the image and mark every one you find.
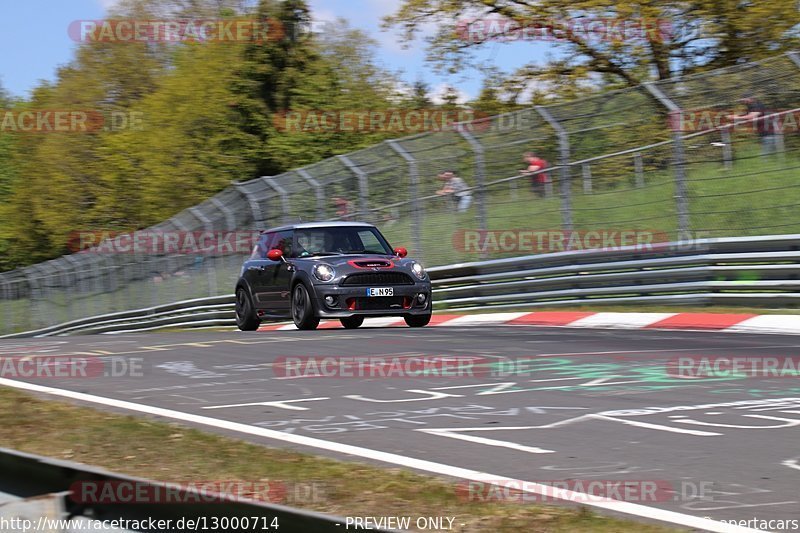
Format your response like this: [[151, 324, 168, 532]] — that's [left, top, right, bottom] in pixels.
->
[[2, 325, 800, 532]]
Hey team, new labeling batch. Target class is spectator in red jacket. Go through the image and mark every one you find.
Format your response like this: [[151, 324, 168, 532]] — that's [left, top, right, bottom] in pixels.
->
[[333, 197, 353, 220], [522, 152, 550, 197]]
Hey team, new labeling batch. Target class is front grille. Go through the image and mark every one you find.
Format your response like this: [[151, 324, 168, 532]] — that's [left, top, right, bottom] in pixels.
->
[[341, 272, 414, 286]]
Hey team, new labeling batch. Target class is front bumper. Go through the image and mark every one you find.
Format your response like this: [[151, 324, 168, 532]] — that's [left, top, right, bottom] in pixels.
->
[[309, 281, 432, 318]]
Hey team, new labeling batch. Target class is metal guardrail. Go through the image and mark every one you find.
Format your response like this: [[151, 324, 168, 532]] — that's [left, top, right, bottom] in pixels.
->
[[4, 234, 798, 338], [430, 234, 800, 311], [0, 295, 236, 339], [0, 448, 384, 533]]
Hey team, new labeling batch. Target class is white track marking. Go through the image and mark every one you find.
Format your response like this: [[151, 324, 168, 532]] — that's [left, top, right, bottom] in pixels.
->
[[592, 415, 722, 436], [344, 390, 461, 403], [782, 457, 800, 472], [203, 397, 329, 411], [436, 313, 528, 326], [362, 317, 406, 327], [674, 415, 800, 430], [0, 377, 767, 533], [568, 313, 677, 329], [418, 429, 555, 454], [274, 318, 402, 330], [420, 412, 722, 437], [727, 315, 800, 335], [532, 344, 800, 358]]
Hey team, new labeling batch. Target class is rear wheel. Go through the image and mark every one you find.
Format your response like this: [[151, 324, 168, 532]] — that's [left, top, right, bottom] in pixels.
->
[[292, 284, 320, 330], [340, 316, 364, 329], [235, 288, 260, 331], [405, 314, 431, 328]]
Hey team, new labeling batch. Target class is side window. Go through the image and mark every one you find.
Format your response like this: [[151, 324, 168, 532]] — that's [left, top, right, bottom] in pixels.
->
[[252, 233, 274, 259], [357, 230, 383, 252], [272, 230, 294, 258]]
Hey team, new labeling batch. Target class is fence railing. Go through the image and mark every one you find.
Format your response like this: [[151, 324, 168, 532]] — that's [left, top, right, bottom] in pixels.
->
[[5, 234, 798, 338], [3, 52, 800, 335]]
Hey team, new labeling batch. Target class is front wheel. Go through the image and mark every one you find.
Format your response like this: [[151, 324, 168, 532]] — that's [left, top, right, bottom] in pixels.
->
[[405, 314, 431, 328], [235, 288, 260, 331], [292, 284, 320, 330], [340, 316, 364, 329]]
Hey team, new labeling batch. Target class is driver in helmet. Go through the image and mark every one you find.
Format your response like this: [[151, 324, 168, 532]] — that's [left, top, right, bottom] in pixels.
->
[[296, 231, 332, 257]]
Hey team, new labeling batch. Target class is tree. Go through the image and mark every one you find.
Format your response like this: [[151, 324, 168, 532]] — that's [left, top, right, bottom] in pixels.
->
[[470, 69, 530, 115], [439, 85, 461, 109], [0, 3, 166, 261], [0, 82, 20, 270], [263, 18, 406, 171], [96, 38, 262, 226], [407, 79, 432, 108], [0, 39, 165, 260], [383, 0, 800, 88], [229, 0, 317, 176], [0, 81, 14, 201]]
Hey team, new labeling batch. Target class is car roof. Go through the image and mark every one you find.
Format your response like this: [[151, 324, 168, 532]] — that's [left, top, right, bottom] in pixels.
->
[[261, 221, 377, 234]]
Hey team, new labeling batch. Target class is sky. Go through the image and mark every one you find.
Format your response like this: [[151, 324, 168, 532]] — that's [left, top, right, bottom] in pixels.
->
[[0, 0, 552, 102]]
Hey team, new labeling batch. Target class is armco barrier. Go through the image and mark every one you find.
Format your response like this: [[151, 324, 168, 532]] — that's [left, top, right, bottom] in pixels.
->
[[3, 234, 799, 338], [0, 448, 388, 533]]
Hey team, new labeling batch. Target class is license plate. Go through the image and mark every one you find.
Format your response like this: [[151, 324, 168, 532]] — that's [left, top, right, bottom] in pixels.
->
[[366, 287, 393, 297]]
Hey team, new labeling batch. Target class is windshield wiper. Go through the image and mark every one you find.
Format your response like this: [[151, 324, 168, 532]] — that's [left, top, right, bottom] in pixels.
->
[[345, 250, 390, 255], [301, 252, 344, 257]]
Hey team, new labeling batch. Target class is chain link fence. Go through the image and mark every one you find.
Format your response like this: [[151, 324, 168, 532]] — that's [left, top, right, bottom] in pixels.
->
[[3, 52, 800, 334]]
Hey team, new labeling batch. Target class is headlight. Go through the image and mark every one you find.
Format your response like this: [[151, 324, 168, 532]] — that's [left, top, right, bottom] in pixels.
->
[[313, 264, 335, 282], [410, 261, 426, 280]]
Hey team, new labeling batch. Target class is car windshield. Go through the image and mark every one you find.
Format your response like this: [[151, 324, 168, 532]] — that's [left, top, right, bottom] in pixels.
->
[[294, 226, 393, 257]]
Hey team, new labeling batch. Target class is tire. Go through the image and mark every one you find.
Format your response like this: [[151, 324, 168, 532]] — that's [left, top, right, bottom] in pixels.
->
[[340, 316, 364, 329], [292, 283, 320, 330], [235, 287, 260, 331], [405, 314, 431, 328]]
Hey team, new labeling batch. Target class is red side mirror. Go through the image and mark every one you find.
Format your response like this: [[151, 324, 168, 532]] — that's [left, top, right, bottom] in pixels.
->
[[394, 247, 408, 258], [267, 249, 284, 261]]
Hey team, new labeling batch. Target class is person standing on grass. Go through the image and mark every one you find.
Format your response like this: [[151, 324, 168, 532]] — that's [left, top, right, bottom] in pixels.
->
[[729, 95, 778, 155], [436, 171, 472, 212], [522, 152, 550, 197]]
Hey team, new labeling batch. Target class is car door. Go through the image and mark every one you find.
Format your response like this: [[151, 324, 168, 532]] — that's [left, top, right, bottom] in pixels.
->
[[243, 232, 275, 310], [263, 230, 294, 313]]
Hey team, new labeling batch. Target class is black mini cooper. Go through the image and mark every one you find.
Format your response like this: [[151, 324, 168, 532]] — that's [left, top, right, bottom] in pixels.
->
[[235, 222, 432, 330]]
